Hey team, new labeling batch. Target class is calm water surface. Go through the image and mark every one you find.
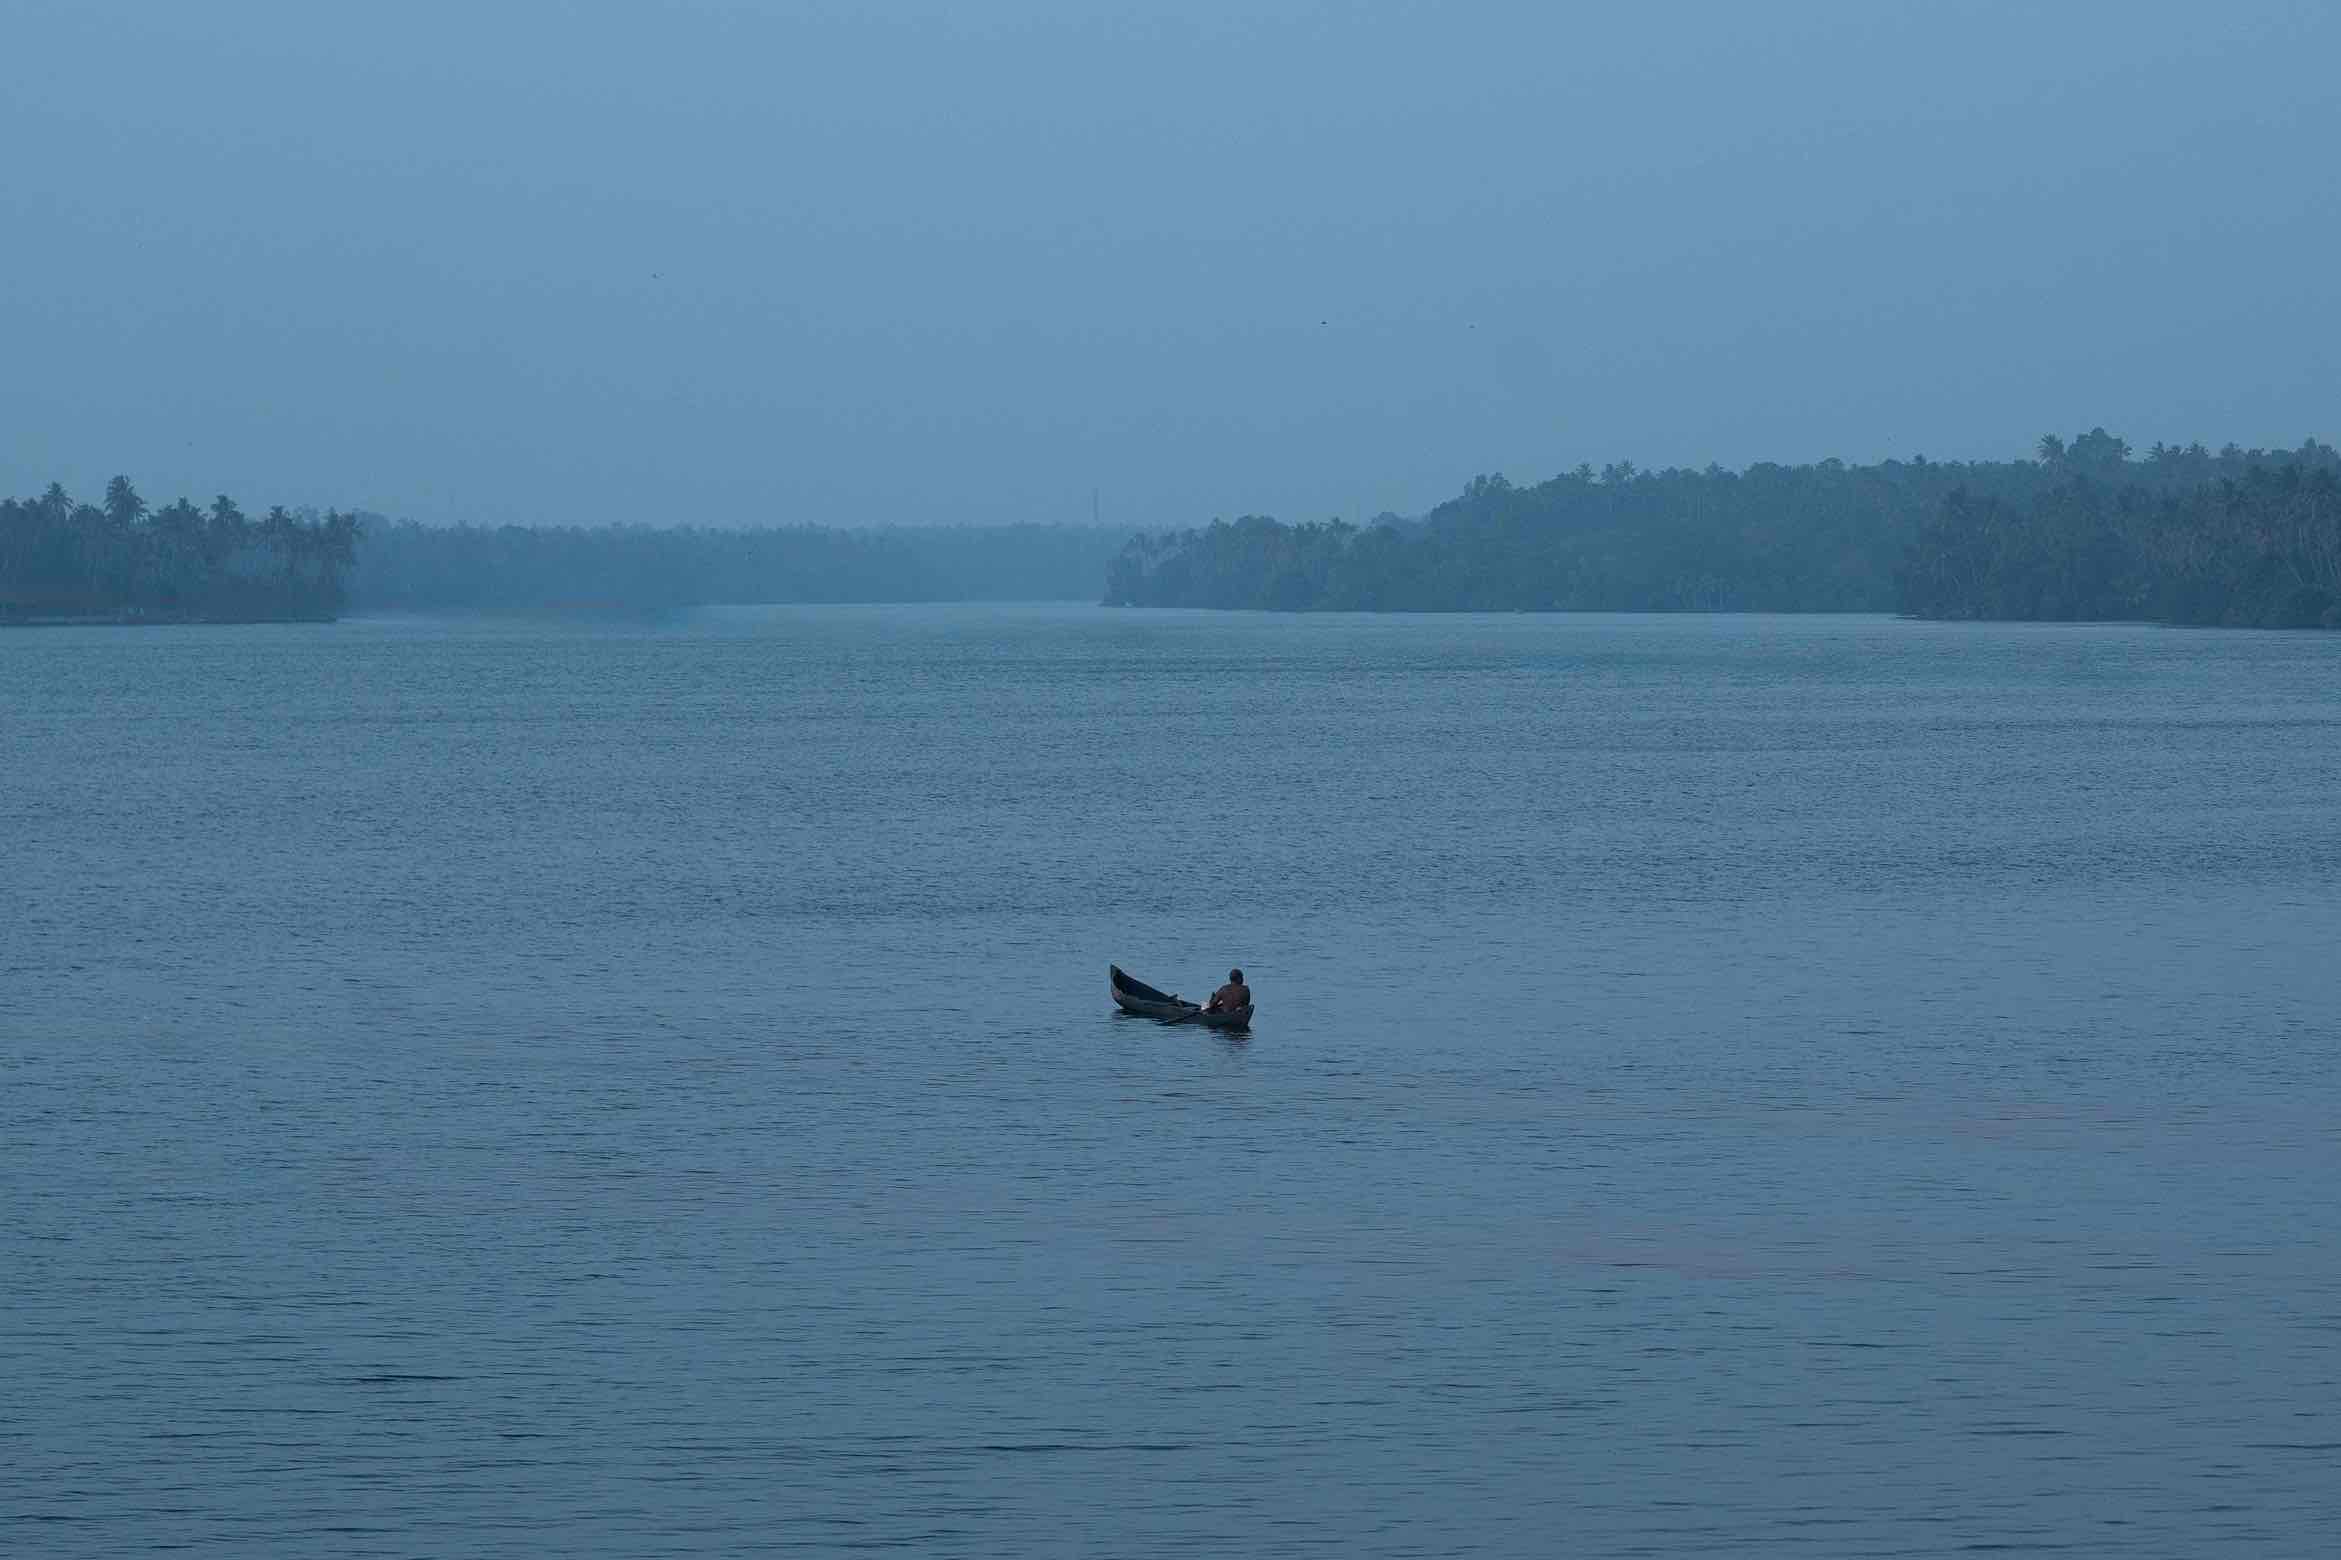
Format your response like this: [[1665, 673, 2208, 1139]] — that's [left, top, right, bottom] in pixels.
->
[[5, 607, 2339, 1557]]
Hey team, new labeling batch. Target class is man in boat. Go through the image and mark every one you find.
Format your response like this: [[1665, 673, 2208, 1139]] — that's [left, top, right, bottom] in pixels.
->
[[1205, 968, 1249, 1014]]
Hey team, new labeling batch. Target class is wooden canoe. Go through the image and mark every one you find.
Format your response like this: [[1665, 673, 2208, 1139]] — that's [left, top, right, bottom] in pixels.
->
[[1110, 966, 1253, 1030], [1110, 965, 1196, 1019]]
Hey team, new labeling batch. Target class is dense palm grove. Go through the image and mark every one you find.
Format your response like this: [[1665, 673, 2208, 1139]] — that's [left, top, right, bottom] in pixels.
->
[[1106, 431, 2341, 627], [1897, 460, 2341, 627], [1, 478, 360, 622]]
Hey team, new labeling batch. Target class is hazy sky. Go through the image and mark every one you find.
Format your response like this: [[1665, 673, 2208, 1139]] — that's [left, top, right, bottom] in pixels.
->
[[6, 0, 2337, 530]]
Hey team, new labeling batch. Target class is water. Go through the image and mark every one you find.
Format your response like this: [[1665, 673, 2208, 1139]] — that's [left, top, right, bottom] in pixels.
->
[[5, 607, 2339, 1557]]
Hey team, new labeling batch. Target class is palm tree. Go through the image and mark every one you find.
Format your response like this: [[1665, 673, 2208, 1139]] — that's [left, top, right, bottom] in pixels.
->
[[205, 496, 248, 570], [259, 506, 302, 605]]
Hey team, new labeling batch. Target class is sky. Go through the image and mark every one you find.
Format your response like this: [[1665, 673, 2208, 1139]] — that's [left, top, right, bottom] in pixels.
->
[[5, 0, 2337, 531]]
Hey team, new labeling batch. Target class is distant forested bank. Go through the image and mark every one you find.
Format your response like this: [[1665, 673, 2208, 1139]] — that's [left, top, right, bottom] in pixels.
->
[[19, 435, 2340, 630], [1898, 461, 2341, 628], [1106, 432, 2341, 628], [350, 519, 1128, 610], [1, 480, 357, 623], [3, 480, 1130, 622]]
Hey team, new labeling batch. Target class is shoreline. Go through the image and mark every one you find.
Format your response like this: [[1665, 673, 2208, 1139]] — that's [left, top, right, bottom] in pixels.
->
[[0, 611, 338, 628]]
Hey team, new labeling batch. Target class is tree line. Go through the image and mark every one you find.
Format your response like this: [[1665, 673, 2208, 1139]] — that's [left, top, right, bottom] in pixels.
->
[[1104, 431, 2341, 626], [18, 434, 2339, 628], [1898, 458, 2341, 628], [1, 478, 359, 623], [2, 482, 1131, 621]]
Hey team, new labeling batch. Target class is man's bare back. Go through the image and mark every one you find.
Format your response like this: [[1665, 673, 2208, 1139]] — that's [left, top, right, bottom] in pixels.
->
[[1206, 969, 1249, 1012]]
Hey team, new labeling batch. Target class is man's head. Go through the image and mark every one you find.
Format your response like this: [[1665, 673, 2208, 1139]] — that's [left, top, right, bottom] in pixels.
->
[[1229, 968, 1244, 984]]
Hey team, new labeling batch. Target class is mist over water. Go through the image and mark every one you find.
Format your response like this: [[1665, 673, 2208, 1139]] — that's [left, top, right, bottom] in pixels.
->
[[7, 607, 2339, 1556]]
